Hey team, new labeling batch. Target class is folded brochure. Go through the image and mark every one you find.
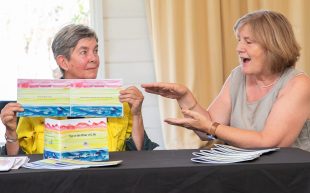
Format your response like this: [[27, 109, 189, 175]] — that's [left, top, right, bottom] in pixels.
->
[[23, 158, 122, 170], [191, 144, 279, 164]]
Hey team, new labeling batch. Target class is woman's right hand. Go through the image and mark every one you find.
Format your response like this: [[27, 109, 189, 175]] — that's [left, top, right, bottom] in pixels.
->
[[0, 103, 23, 132], [141, 82, 197, 109], [141, 82, 189, 99]]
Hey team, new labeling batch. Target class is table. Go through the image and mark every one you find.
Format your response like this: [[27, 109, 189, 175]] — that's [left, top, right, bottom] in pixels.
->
[[1, 148, 310, 193]]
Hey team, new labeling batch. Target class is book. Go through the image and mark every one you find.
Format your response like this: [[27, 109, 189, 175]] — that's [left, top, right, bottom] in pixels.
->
[[44, 117, 109, 161], [17, 79, 123, 117]]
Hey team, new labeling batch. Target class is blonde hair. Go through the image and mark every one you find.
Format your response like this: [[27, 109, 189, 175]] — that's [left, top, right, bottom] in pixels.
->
[[234, 10, 300, 74]]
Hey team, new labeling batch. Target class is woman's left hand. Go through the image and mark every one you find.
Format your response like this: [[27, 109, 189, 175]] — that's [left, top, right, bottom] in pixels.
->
[[165, 109, 211, 133], [119, 86, 144, 116]]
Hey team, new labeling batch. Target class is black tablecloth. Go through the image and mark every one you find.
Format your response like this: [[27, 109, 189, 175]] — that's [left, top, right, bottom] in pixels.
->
[[1, 148, 310, 193]]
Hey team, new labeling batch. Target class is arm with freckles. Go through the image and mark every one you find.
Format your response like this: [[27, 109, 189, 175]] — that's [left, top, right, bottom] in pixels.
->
[[141, 77, 232, 141], [164, 75, 310, 148], [217, 75, 310, 148]]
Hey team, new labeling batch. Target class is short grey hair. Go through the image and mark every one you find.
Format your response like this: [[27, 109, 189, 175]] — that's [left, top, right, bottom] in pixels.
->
[[51, 24, 98, 74]]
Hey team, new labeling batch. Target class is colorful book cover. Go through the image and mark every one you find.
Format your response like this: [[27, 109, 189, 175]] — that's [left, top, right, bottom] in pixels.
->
[[44, 118, 109, 161], [17, 79, 123, 117]]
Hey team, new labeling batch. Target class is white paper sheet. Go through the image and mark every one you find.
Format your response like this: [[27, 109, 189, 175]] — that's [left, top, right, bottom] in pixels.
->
[[0, 156, 29, 171]]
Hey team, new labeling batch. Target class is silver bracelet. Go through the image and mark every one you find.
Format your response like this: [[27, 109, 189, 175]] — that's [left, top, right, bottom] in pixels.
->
[[5, 134, 18, 143]]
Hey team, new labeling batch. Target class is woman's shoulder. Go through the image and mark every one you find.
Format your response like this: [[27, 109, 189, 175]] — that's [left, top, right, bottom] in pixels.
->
[[287, 70, 310, 88], [231, 65, 242, 75], [280, 70, 310, 97], [228, 65, 244, 88]]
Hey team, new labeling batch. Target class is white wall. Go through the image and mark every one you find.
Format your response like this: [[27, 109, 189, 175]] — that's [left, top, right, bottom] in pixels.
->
[[102, 0, 164, 149]]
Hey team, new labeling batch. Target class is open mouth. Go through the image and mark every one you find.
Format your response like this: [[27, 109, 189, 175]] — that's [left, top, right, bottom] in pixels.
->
[[240, 57, 251, 64]]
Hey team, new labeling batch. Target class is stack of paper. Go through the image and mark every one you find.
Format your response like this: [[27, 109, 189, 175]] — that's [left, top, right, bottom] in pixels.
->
[[191, 144, 278, 164], [23, 158, 122, 170], [0, 156, 29, 171]]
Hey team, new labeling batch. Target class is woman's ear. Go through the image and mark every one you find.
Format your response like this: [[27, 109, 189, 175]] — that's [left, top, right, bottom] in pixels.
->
[[56, 55, 69, 71]]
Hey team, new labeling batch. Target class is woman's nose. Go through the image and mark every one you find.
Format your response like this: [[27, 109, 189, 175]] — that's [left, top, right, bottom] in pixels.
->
[[89, 52, 99, 63], [236, 41, 245, 53]]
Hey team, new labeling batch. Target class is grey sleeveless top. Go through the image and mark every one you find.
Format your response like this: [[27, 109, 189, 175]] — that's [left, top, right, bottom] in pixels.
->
[[230, 65, 310, 151]]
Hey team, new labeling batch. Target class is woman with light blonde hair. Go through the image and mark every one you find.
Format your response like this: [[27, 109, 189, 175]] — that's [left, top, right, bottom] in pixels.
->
[[142, 10, 310, 151]]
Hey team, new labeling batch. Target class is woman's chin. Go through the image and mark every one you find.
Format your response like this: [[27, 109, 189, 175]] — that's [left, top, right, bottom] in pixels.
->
[[86, 75, 97, 79], [84, 72, 98, 79], [241, 63, 252, 74]]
